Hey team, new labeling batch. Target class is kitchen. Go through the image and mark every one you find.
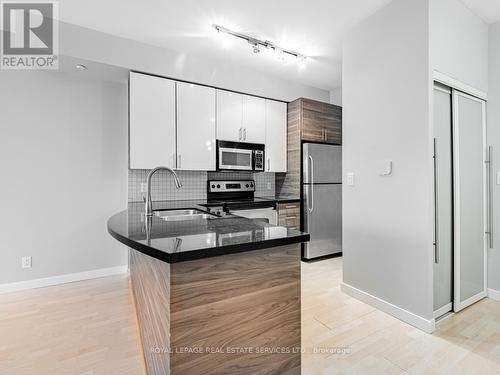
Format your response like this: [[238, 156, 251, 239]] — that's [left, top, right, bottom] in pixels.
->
[[2, 0, 500, 374]]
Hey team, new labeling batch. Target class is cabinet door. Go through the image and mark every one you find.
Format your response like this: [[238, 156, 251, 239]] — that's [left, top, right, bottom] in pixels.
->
[[278, 202, 300, 229], [265, 100, 287, 172], [177, 82, 216, 170], [301, 99, 326, 143], [301, 99, 342, 144], [129, 72, 176, 169], [242, 95, 266, 144], [324, 104, 342, 144], [216, 90, 242, 142]]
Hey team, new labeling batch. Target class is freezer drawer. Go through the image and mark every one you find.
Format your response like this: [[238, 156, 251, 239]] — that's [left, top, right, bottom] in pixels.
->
[[303, 184, 342, 259], [303, 143, 342, 184]]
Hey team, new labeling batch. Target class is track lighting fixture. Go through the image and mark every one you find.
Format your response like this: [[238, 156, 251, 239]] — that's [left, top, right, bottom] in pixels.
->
[[213, 24, 307, 65]]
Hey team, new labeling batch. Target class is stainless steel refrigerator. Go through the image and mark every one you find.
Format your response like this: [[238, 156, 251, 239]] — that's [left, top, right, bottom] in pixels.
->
[[303, 143, 342, 259]]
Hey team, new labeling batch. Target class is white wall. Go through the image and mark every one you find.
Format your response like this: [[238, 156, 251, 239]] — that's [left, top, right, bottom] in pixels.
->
[[0, 70, 128, 284], [59, 22, 330, 103], [342, 0, 434, 322], [430, 0, 489, 93], [329, 88, 342, 106], [488, 21, 500, 293]]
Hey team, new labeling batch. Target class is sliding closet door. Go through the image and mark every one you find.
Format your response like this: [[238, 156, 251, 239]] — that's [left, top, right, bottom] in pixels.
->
[[453, 90, 487, 312], [433, 85, 453, 317]]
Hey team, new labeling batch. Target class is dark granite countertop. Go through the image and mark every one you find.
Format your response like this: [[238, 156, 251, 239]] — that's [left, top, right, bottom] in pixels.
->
[[107, 200, 309, 263], [257, 195, 301, 204]]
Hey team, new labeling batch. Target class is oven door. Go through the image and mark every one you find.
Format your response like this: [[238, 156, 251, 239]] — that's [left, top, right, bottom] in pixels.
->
[[230, 208, 278, 225], [218, 147, 253, 171]]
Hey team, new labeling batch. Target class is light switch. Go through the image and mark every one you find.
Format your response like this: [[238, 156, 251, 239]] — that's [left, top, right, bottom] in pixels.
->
[[497, 172, 500, 185], [346, 173, 355, 186]]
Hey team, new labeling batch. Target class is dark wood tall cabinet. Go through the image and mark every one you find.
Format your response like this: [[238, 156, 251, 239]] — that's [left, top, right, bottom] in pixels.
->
[[276, 97, 342, 198]]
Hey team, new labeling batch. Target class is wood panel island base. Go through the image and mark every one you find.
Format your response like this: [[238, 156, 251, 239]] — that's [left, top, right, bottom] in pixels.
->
[[130, 244, 301, 375], [108, 201, 308, 375]]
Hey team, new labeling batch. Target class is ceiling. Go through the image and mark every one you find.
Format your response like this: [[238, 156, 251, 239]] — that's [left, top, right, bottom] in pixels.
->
[[460, 0, 500, 24], [59, 0, 500, 92], [59, 0, 394, 91]]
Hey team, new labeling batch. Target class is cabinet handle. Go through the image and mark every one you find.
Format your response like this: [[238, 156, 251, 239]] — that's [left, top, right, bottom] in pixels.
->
[[172, 153, 176, 168], [239, 128, 242, 141], [267, 158, 270, 171], [325, 128, 328, 142], [243, 128, 247, 141], [178, 154, 182, 169], [285, 216, 297, 220], [285, 205, 297, 209]]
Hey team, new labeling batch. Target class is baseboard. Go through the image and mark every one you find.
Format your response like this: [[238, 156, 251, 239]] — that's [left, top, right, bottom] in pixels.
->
[[0, 266, 128, 294], [341, 282, 435, 333], [488, 288, 500, 301]]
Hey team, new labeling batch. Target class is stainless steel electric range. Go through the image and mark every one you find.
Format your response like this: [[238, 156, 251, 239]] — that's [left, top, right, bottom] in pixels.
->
[[201, 180, 277, 225]]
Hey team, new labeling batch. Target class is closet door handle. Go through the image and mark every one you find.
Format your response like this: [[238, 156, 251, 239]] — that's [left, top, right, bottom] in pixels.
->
[[486, 146, 494, 249], [433, 138, 440, 264]]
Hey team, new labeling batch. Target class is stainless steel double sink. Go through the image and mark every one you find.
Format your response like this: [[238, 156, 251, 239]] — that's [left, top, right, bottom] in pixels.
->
[[154, 209, 217, 222]]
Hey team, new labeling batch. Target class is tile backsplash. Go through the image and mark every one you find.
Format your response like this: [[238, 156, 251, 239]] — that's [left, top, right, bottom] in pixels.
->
[[128, 169, 275, 202]]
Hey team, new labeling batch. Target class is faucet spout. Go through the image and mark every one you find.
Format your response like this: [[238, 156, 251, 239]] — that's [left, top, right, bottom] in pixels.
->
[[145, 166, 183, 216]]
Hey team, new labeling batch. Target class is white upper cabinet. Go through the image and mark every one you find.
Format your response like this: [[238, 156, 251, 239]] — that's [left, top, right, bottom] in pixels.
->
[[216, 90, 266, 144], [216, 90, 243, 142], [130, 74, 287, 172], [129, 72, 176, 169], [265, 100, 287, 172], [176, 82, 216, 171], [242, 95, 266, 144]]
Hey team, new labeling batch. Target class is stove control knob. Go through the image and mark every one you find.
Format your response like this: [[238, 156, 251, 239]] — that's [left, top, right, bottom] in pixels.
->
[[250, 183, 254, 188], [217, 184, 221, 188], [245, 184, 249, 188], [211, 184, 215, 188]]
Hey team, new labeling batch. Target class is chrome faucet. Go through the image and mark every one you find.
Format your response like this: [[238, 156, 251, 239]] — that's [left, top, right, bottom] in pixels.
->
[[145, 166, 182, 216]]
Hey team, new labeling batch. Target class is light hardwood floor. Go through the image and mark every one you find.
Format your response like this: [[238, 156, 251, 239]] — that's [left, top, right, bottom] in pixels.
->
[[1, 258, 499, 374], [301, 257, 500, 375]]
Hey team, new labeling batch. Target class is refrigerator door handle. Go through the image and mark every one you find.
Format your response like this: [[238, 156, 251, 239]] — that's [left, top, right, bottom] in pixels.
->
[[308, 155, 314, 213]]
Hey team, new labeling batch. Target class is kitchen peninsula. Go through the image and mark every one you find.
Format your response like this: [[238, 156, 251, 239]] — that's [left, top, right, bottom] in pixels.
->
[[108, 200, 309, 375]]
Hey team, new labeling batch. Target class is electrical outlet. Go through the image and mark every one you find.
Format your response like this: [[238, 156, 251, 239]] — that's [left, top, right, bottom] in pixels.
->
[[21, 256, 32, 269], [266, 182, 272, 190], [346, 173, 355, 186], [140, 183, 147, 193]]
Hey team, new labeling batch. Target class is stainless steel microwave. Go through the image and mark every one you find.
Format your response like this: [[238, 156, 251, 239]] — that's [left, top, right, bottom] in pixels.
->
[[216, 140, 265, 172]]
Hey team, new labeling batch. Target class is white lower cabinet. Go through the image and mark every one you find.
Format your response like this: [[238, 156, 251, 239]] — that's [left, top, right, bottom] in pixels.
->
[[176, 82, 216, 170], [265, 100, 287, 172], [129, 72, 176, 169]]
